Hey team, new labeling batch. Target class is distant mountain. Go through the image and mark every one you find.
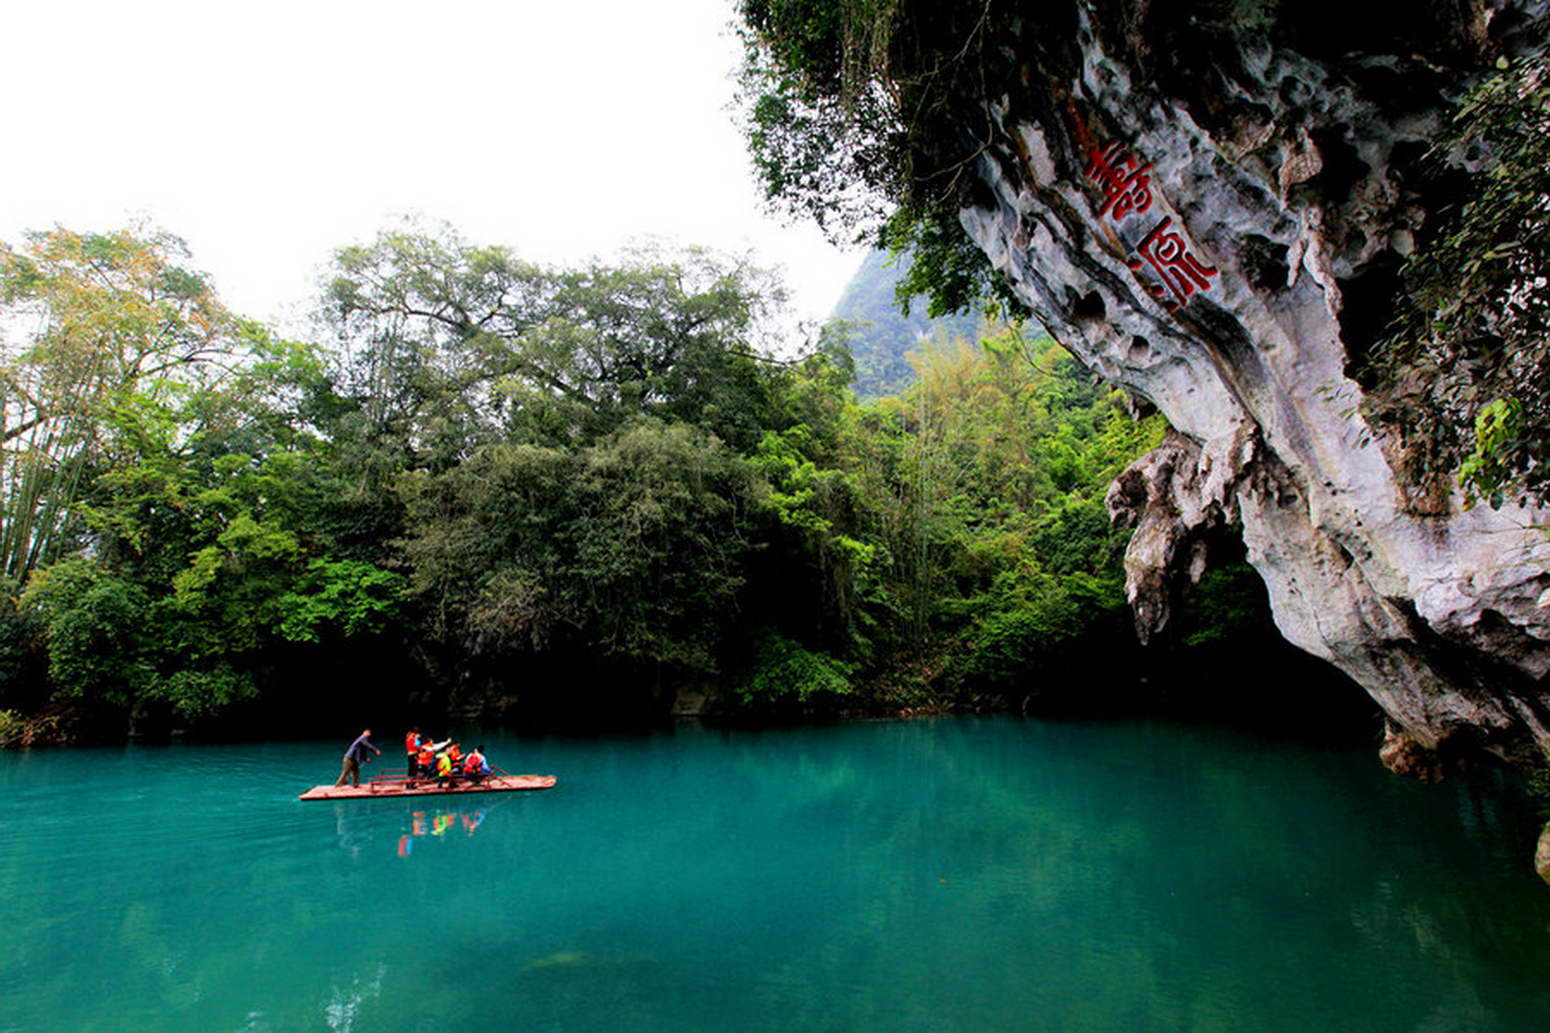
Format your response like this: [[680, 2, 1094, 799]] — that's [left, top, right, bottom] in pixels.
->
[[829, 249, 980, 400]]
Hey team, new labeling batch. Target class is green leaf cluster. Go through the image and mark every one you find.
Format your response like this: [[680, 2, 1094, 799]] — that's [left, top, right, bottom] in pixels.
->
[[738, 631, 856, 705], [1366, 52, 1550, 509], [736, 1, 1027, 318]]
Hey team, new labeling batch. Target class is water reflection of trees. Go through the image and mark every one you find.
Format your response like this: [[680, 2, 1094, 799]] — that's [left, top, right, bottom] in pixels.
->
[[4, 722, 1549, 1032], [404, 717, 1550, 1032], [610, 718, 1550, 1033]]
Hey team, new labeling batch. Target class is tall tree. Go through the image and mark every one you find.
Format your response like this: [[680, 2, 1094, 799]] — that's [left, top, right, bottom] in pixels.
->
[[397, 419, 755, 712], [320, 225, 792, 459], [0, 228, 253, 583]]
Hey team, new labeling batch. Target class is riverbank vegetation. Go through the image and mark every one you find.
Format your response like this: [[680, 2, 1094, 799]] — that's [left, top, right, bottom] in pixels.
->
[[0, 223, 1285, 744]]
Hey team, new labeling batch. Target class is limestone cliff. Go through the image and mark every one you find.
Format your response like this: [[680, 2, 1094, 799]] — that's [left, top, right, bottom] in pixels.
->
[[949, 0, 1550, 775]]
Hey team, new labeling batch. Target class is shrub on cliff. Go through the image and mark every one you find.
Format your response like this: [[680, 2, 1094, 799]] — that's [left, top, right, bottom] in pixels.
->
[[1369, 53, 1550, 509]]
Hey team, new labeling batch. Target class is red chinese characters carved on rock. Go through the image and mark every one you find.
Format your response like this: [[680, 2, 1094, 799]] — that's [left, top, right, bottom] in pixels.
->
[[1084, 136, 1220, 313], [1085, 141, 1154, 223], [1128, 216, 1220, 313]]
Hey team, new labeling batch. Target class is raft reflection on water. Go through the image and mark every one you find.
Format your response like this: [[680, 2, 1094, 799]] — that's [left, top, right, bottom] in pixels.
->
[[398, 807, 487, 856], [332, 802, 491, 858]]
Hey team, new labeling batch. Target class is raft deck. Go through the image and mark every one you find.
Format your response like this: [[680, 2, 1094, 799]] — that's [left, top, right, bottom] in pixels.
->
[[299, 773, 556, 801]]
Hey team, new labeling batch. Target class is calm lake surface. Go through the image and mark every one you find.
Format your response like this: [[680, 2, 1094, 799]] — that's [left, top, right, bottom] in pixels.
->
[[2, 715, 1548, 1033]]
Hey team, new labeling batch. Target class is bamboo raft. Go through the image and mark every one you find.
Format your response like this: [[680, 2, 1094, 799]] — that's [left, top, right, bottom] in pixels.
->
[[299, 770, 556, 801]]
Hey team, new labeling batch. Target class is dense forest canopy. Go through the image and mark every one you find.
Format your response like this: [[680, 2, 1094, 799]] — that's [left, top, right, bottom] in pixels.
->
[[0, 220, 1283, 744]]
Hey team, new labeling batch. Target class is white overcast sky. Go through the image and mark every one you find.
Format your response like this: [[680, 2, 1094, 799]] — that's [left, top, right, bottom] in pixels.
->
[[1, 0, 863, 333]]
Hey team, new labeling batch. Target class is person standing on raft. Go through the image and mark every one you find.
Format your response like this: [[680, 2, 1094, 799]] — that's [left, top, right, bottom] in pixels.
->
[[335, 730, 381, 787], [404, 727, 423, 778]]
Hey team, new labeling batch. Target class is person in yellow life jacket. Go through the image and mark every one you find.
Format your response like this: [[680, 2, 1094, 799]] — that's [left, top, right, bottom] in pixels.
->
[[435, 748, 457, 785]]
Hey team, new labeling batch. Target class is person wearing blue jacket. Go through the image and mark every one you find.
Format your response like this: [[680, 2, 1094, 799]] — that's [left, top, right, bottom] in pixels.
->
[[335, 729, 381, 787]]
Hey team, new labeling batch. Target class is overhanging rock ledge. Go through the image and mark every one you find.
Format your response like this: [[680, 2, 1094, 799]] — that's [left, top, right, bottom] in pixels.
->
[[955, 0, 1550, 774]]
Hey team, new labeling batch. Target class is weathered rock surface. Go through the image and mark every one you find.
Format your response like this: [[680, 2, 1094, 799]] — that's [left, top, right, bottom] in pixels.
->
[[956, 1, 1550, 773], [1537, 823, 1550, 885]]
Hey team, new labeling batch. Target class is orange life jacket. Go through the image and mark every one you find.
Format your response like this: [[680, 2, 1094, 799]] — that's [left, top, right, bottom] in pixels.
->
[[417, 746, 434, 768], [463, 751, 484, 774], [404, 732, 419, 755], [448, 744, 463, 763]]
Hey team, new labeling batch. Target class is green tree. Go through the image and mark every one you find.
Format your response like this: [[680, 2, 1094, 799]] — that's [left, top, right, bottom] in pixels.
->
[[321, 224, 792, 458], [4, 226, 408, 731], [21, 557, 157, 716], [397, 419, 756, 709], [839, 328, 1162, 696], [0, 227, 258, 584], [738, 631, 855, 706], [737, 0, 1025, 316]]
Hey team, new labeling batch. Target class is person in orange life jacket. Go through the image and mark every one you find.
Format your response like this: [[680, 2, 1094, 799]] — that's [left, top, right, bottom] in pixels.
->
[[416, 737, 452, 780], [463, 746, 491, 781], [404, 727, 423, 778], [335, 730, 380, 787], [447, 741, 464, 771]]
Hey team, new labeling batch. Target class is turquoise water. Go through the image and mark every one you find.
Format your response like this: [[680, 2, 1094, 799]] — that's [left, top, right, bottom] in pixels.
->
[[1, 716, 1548, 1032]]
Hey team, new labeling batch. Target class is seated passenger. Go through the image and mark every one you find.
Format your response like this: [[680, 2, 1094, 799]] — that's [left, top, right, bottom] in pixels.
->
[[463, 746, 491, 781], [434, 748, 459, 787], [415, 737, 452, 786]]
